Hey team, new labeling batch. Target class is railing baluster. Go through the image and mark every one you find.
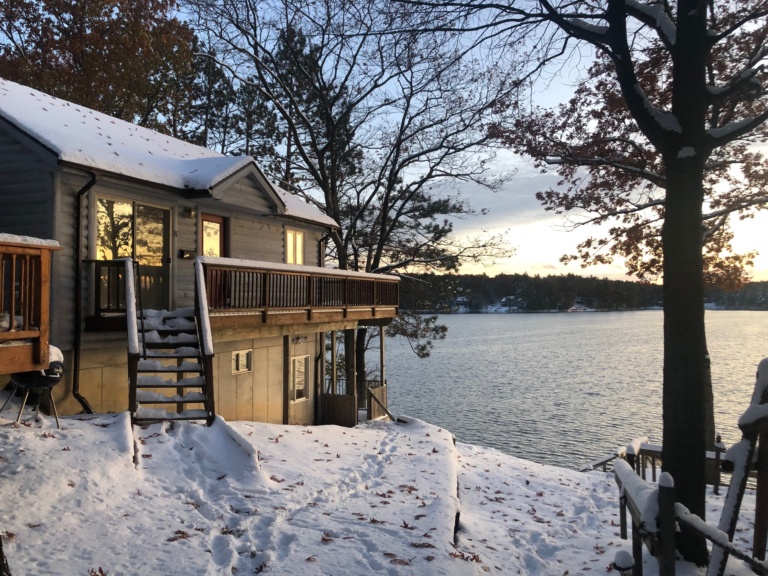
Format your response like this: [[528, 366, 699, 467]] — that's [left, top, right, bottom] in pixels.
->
[[9, 255, 17, 330]]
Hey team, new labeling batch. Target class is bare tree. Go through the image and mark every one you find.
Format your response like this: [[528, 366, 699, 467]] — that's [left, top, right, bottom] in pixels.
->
[[184, 0, 517, 384], [395, 0, 768, 563]]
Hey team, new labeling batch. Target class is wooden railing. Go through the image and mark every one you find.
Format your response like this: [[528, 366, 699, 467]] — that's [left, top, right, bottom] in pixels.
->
[[200, 258, 399, 323], [0, 239, 59, 372], [91, 260, 128, 316]]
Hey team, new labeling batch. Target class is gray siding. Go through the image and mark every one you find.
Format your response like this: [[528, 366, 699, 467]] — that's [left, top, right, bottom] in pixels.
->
[[174, 204, 197, 308], [216, 173, 275, 214], [49, 170, 90, 350], [0, 126, 55, 239], [231, 216, 283, 261]]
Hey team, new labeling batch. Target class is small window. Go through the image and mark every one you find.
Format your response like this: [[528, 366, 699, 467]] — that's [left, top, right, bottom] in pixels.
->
[[231, 350, 253, 375], [286, 229, 304, 265], [290, 355, 309, 402]]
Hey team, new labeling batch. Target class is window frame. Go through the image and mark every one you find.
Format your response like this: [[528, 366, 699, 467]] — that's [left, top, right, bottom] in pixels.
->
[[93, 194, 171, 311], [201, 213, 227, 258], [286, 229, 305, 265], [290, 354, 310, 403]]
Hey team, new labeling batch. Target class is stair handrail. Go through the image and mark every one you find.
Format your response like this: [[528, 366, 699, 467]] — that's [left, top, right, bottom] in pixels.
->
[[132, 260, 149, 359], [124, 258, 140, 356], [194, 258, 214, 357]]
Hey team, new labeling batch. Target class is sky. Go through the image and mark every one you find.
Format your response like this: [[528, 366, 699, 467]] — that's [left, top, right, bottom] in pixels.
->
[[449, 150, 768, 282], [0, 402, 762, 575]]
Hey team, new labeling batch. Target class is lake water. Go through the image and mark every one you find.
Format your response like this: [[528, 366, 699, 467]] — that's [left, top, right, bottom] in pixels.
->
[[383, 310, 768, 470]]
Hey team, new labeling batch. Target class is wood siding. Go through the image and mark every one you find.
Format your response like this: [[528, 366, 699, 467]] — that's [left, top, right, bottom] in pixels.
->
[[0, 127, 55, 240], [215, 173, 275, 214], [231, 217, 283, 262]]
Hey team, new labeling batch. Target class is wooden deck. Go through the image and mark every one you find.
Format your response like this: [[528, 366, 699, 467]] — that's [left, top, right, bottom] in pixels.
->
[[0, 239, 59, 373], [201, 259, 399, 328]]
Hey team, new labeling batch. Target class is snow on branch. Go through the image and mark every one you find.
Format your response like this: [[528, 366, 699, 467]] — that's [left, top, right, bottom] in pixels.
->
[[635, 83, 681, 133], [626, 1, 676, 47]]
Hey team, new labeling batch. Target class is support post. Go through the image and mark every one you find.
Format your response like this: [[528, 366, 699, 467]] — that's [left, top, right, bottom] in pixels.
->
[[754, 432, 768, 560], [331, 331, 337, 395], [380, 325, 386, 387], [658, 476, 676, 576]]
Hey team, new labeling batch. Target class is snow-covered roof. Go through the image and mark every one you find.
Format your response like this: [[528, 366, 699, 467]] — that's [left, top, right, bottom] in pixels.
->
[[0, 78, 337, 228], [275, 186, 338, 228]]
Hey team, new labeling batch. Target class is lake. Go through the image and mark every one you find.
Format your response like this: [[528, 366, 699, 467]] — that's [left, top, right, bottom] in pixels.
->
[[383, 310, 768, 470]]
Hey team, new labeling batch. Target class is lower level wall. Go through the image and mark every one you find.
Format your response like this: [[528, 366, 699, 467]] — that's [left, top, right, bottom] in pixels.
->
[[36, 329, 321, 426]]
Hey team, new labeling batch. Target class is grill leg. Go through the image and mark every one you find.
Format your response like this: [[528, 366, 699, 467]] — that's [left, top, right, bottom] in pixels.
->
[[0, 383, 19, 413], [48, 390, 60, 429], [15, 389, 31, 424]]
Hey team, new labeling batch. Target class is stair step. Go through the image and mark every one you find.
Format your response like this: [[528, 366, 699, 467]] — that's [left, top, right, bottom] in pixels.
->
[[137, 359, 202, 373], [136, 375, 205, 389], [142, 330, 198, 345], [136, 390, 207, 404], [141, 346, 200, 358], [134, 406, 210, 421], [140, 318, 196, 331]]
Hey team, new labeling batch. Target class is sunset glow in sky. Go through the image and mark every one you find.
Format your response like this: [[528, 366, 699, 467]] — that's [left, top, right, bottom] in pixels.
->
[[451, 152, 768, 282]]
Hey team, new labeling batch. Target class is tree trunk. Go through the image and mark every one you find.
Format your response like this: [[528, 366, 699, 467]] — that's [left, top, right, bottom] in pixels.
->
[[0, 536, 11, 576], [661, 155, 710, 565]]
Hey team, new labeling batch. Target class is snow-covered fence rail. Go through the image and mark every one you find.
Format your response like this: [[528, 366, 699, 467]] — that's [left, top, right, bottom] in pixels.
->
[[616, 358, 768, 576], [615, 461, 768, 576]]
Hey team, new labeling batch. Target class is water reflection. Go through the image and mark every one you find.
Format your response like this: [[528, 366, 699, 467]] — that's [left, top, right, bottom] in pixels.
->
[[385, 311, 768, 470]]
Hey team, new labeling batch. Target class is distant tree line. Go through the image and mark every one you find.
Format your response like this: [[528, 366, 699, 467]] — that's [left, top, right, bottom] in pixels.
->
[[400, 273, 768, 313]]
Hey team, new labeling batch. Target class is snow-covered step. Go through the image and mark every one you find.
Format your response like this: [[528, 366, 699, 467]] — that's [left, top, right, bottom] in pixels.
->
[[136, 375, 205, 389], [139, 316, 196, 331], [136, 390, 207, 404], [141, 346, 200, 359], [134, 406, 210, 421], [137, 359, 202, 373], [142, 330, 198, 344]]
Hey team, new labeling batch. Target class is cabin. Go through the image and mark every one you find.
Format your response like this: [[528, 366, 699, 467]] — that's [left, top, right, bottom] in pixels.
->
[[0, 78, 398, 427]]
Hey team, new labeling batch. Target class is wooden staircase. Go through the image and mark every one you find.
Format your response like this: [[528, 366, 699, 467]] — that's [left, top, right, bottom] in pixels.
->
[[124, 258, 216, 426], [128, 308, 215, 426]]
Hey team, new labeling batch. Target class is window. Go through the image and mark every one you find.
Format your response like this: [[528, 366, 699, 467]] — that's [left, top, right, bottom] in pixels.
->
[[290, 355, 309, 402], [202, 214, 226, 257], [286, 229, 304, 265], [96, 197, 170, 310], [231, 350, 253, 375]]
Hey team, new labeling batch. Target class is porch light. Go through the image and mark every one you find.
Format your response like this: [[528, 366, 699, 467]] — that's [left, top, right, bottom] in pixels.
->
[[292, 335, 308, 344], [184, 206, 196, 219]]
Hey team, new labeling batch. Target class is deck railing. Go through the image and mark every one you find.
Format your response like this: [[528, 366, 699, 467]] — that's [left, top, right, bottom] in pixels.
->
[[0, 239, 59, 371], [200, 259, 399, 314]]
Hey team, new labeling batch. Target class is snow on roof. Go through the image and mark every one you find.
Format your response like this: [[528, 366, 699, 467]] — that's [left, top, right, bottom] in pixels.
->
[[0, 78, 337, 228], [275, 186, 338, 228], [0, 78, 251, 191]]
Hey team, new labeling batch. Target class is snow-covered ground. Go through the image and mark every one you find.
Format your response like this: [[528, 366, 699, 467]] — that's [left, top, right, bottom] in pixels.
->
[[0, 396, 759, 575]]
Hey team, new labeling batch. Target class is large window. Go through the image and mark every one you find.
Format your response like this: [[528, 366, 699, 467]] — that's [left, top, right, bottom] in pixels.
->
[[290, 355, 309, 402], [286, 229, 304, 265], [96, 198, 170, 310]]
